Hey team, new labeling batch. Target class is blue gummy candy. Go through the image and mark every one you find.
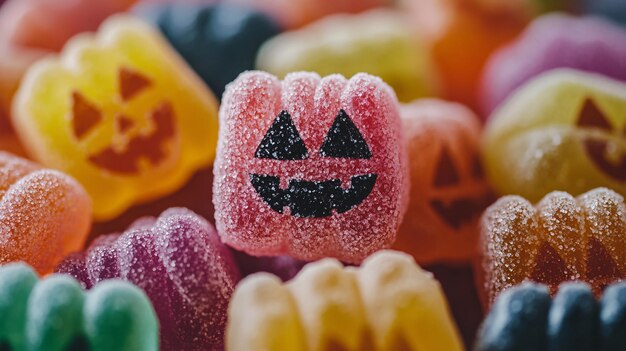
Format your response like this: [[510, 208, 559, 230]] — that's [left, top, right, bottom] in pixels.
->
[[546, 282, 598, 351], [135, 2, 281, 97], [600, 282, 626, 351], [475, 282, 551, 351]]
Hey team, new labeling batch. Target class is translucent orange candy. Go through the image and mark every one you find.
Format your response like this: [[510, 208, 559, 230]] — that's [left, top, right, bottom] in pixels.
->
[[393, 99, 491, 263], [479, 187, 626, 306], [0, 152, 91, 274]]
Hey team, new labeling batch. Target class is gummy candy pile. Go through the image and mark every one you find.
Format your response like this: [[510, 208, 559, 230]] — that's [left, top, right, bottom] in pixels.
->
[[0, 0, 624, 350]]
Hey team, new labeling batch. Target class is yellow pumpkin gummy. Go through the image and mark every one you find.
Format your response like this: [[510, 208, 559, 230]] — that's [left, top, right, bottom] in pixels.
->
[[12, 15, 219, 220]]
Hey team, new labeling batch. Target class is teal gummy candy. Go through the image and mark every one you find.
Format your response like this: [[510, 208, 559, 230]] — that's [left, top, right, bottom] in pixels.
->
[[0, 262, 158, 351]]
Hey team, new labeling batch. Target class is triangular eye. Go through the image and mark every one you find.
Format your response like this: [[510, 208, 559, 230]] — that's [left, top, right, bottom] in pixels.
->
[[320, 109, 371, 159], [433, 147, 460, 187], [255, 110, 308, 160], [577, 98, 613, 130], [72, 91, 102, 140]]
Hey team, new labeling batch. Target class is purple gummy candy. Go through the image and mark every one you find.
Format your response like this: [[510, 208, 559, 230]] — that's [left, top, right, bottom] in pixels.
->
[[231, 248, 308, 282], [481, 14, 626, 115], [56, 208, 240, 351]]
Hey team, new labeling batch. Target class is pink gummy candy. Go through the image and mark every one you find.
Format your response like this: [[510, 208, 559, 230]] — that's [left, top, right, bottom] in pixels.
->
[[213, 71, 408, 264], [56, 208, 240, 351]]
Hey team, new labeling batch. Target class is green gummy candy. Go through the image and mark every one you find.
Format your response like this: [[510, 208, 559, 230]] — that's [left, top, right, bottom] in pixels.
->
[[25, 275, 85, 351], [83, 280, 159, 351]]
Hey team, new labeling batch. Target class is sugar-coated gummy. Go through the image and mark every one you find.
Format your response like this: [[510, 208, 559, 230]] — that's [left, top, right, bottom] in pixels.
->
[[476, 281, 626, 351], [0, 151, 91, 274], [483, 69, 626, 202], [393, 99, 491, 263], [12, 15, 219, 220], [227, 250, 463, 351], [214, 71, 408, 263], [256, 10, 438, 103], [0, 262, 158, 351], [134, 2, 281, 97], [56, 207, 240, 351], [481, 14, 626, 114], [479, 187, 626, 305]]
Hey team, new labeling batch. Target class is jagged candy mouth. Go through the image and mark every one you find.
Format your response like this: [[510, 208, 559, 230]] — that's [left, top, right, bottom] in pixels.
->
[[250, 174, 377, 218], [430, 194, 492, 229]]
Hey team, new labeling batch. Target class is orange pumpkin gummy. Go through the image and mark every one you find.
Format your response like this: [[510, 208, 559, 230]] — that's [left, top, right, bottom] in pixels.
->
[[393, 99, 492, 263], [0, 151, 91, 274], [479, 188, 626, 306]]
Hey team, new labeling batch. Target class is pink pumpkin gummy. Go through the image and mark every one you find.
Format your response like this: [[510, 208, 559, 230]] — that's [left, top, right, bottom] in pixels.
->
[[213, 71, 408, 264], [56, 208, 240, 351]]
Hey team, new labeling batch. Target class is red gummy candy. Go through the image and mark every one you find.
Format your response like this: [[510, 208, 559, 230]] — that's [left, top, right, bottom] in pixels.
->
[[213, 71, 408, 264]]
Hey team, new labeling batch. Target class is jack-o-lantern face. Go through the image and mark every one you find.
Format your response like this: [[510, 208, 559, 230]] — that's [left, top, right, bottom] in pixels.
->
[[250, 109, 376, 218], [393, 99, 492, 263], [483, 69, 626, 203], [577, 98, 626, 182], [213, 71, 408, 264], [12, 16, 219, 220], [70, 67, 177, 174], [429, 145, 489, 229]]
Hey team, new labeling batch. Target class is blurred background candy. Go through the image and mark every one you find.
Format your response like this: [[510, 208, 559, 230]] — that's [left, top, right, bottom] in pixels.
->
[[12, 16, 219, 220], [481, 14, 626, 115], [476, 281, 626, 351], [0, 152, 91, 274], [401, 0, 529, 110], [56, 208, 240, 351], [223, 0, 391, 29], [479, 188, 626, 306], [227, 250, 463, 351], [393, 99, 491, 264], [0, 0, 137, 126], [582, 0, 626, 26], [256, 10, 438, 102], [0, 262, 158, 351], [135, 2, 282, 98], [214, 71, 407, 264], [483, 69, 626, 201]]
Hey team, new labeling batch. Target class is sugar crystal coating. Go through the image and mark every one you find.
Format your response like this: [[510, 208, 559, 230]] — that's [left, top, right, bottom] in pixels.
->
[[479, 187, 626, 306], [56, 208, 240, 351], [483, 69, 626, 201], [227, 250, 463, 351], [0, 151, 91, 274], [213, 71, 408, 263], [393, 99, 492, 263], [0, 262, 158, 351]]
